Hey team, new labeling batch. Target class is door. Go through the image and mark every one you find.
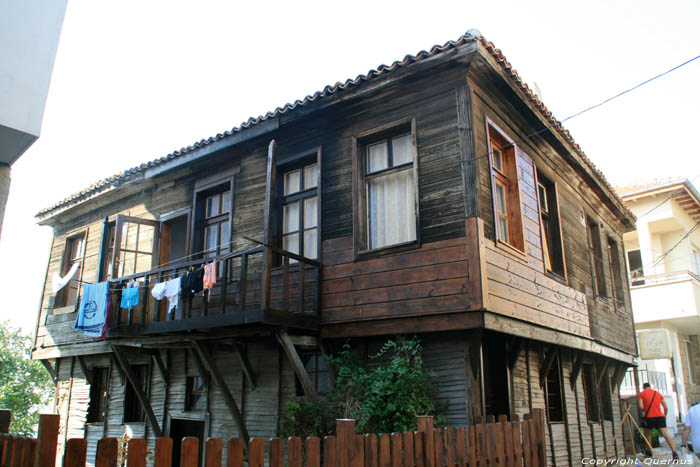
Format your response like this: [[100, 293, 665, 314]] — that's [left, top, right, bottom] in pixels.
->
[[169, 418, 204, 467], [112, 215, 160, 279]]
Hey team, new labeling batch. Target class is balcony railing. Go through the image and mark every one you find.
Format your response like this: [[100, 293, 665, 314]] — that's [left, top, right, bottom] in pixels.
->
[[107, 245, 320, 335], [619, 368, 669, 396], [629, 270, 700, 288]]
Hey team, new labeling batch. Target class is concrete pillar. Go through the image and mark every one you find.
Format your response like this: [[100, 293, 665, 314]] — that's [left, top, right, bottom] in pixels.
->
[[635, 218, 656, 276], [0, 163, 10, 241]]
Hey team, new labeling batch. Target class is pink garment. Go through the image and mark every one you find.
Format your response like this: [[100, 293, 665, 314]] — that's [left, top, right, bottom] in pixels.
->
[[203, 261, 217, 290]]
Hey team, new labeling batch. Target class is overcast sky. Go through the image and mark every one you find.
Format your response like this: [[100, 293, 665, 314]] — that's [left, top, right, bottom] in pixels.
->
[[1, 0, 699, 333]]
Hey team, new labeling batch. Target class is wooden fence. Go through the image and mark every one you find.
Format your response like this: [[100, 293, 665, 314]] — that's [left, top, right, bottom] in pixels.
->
[[0, 410, 546, 467]]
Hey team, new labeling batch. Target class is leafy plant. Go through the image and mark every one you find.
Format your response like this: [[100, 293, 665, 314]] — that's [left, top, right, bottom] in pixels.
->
[[280, 399, 336, 439], [0, 322, 54, 436]]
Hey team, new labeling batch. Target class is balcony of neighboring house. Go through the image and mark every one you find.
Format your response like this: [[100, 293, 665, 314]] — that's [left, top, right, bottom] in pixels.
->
[[104, 222, 320, 338], [628, 269, 700, 331]]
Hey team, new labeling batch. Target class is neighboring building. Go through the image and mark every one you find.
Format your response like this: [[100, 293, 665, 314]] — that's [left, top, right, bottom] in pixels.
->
[[32, 30, 638, 466], [0, 0, 68, 238], [617, 178, 700, 432]]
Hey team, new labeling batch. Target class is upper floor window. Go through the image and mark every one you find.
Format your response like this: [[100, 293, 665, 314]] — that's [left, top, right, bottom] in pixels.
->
[[586, 216, 607, 297], [607, 236, 625, 310], [353, 120, 419, 254], [56, 232, 86, 308], [537, 171, 565, 278], [279, 153, 320, 261], [192, 172, 235, 264], [487, 122, 524, 252], [627, 249, 644, 285]]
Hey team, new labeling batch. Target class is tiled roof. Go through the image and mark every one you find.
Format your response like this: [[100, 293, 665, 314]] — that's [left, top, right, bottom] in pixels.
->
[[615, 177, 687, 197], [36, 30, 634, 223]]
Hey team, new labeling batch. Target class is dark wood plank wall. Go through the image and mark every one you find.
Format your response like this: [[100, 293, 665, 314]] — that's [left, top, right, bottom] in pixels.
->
[[467, 74, 635, 355]]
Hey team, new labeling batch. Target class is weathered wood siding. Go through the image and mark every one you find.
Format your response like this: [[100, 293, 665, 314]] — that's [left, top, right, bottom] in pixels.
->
[[468, 73, 635, 354]]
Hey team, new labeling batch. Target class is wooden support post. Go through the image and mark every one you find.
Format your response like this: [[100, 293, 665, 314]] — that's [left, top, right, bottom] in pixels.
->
[[34, 414, 59, 467], [234, 344, 257, 389], [337, 419, 363, 467], [611, 364, 627, 389], [261, 140, 278, 311], [40, 360, 57, 384], [570, 351, 584, 389], [191, 341, 250, 445], [416, 416, 435, 467], [77, 356, 92, 385], [152, 351, 169, 382], [540, 347, 558, 387], [0, 410, 9, 434], [275, 331, 318, 398], [596, 359, 610, 388], [188, 347, 210, 390], [110, 345, 163, 437]]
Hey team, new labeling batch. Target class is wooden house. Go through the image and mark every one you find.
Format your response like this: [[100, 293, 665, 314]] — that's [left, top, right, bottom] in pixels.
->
[[32, 30, 638, 466]]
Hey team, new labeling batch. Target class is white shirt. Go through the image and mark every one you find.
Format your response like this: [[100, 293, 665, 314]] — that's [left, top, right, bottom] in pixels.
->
[[686, 404, 700, 449]]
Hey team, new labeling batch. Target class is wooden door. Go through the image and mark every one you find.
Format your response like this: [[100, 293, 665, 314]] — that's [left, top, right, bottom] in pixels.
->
[[112, 215, 160, 279]]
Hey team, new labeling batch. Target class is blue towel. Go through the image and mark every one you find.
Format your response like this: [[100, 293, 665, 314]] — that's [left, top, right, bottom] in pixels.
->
[[120, 287, 140, 308], [74, 282, 110, 338]]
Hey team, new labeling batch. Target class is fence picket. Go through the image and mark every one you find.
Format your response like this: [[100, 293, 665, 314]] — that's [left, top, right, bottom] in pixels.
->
[[443, 428, 455, 467], [402, 432, 414, 467], [249, 438, 265, 467], [270, 438, 283, 467], [528, 417, 539, 466], [503, 421, 513, 467], [511, 420, 522, 466], [23, 438, 36, 467], [433, 429, 443, 467], [181, 437, 199, 467], [323, 436, 337, 467], [364, 434, 377, 467], [95, 438, 118, 467], [126, 438, 146, 467], [35, 414, 60, 467], [65, 439, 87, 467], [154, 438, 173, 467], [307, 437, 321, 467], [226, 438, 243, 467], [465, 426, 475, 467], [390, 433, 401, 467], [378, 434, 390, 467], [521, 421, 531, 467], [288, 437, 302, 467], [476, 424, 486, 467], [413, 432, 425, 467], [205, 438, 222, 467]]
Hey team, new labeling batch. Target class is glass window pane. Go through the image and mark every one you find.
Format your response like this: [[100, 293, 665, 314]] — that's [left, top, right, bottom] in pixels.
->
[[204, 225, 218, 256], [284, 170, 301, 195], [220, 220, 230, 254], [367, 169, 416, 249], [206, 195, 220, 218], [392, 134, 413, 166], [492, 147, 503, 172], [222, 191, 231, 214], [304, 228, 318, 259], [135, 253, 152, 274], [498, 215, 509, 243], [284, 202, 300, 234], [283, 233, 299, 255], [495, 182, 507, 214], [367, 141, 388, 173], [304, 164, 318, 190], [303, 197, 317, 229]]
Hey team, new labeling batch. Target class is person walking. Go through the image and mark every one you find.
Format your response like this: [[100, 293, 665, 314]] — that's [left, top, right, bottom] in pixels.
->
[[681, 402, 700, 460], [638, 382, 679, 460]]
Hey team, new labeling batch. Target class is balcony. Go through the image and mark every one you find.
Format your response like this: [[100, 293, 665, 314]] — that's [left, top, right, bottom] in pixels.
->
[[630, 270, 700, 332], [107, 245, 320, 338]]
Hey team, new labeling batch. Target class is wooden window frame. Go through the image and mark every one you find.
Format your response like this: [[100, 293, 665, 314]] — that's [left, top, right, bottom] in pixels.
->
[[98, 220, 116, 282], [486, 119, 525, 255], [607, 236, 625, 312], [185, 375, 206, 412], [535, 170, 567, 281], [54, 229, 88, 311], [276, 146, 322, 262], [544, 354, 565, 423], [123, 362, 151, 424], [586, 216, 607, 298], [581, 362, 600, 423], [352, 118, 420, 259], [190, 167, 238, 264], [87, 366, 110, 424]]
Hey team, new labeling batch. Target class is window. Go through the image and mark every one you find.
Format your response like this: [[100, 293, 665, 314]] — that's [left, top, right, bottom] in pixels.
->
[[99, 222, 116, 281], [537, 171, 565, 278], [686, 341, 697, 385], [87, 367, 109, 423], [586, 217, 606, 297], [487, 122, 524, 252], [192, 176, 234, 267], [692, 248, 700, 276], [354, 120, 418, 253], [582, 363, 600, 422], [279, 157, 319, 261], [600, 367, 613, 421], [627, 249, 644, 285], [56, 233, 86, 308], [124, 364, 149, 423], [544, 355, 564, 422], [185, 376, 205, 411], [295, 351, 331, 396], [608, 237, 625, 309]]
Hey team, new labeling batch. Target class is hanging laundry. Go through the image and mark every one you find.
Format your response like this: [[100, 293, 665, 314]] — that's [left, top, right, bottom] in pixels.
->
[[120, 287, 140, 309], [203, 261, 217, 290], [74, 282, 110, 338], [181, 268, 204, 300], [152, 277, 181, 314], [52, 263, 80, 293]]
